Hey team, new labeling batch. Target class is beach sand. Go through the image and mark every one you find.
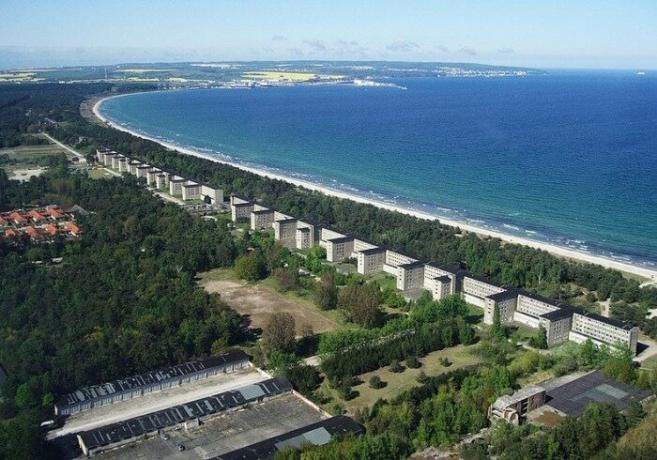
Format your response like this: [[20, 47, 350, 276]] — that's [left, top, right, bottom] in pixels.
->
[[92, 94, 657, 281]]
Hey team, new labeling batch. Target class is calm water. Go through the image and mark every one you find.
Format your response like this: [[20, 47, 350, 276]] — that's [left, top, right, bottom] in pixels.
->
[[100, 72, 657, 266]]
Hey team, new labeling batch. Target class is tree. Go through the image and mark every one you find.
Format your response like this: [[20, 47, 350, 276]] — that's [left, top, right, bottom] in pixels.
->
[[234, 252, 267, 281], [529, 325, 548, 349], [315, 271, 338, 310], [369, 375, 385, 389], [339, 282, 382, 328], [262, 312, 296, 354]]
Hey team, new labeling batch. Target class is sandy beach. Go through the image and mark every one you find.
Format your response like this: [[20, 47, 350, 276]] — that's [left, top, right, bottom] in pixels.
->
[[92, 94, 657, 281]]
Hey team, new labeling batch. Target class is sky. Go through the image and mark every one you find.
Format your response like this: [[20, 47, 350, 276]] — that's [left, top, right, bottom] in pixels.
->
[[1, 0, 656, 69]]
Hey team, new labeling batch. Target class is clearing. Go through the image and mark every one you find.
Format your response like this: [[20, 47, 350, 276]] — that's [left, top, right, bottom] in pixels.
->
[[199, 269, 339, 335], [326, 344, 482, 413]]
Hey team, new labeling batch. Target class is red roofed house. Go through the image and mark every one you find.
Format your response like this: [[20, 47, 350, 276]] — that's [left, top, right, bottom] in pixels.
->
[[0, 215, 7, 227], [24, 226, 41, 240], [64, 222, 81, 236], [28, 210, 46, 223], [4, 228, 18, 238], [9, 212, 27, 225], [46, 207, 65, 220], [43, 224, 59, 236]]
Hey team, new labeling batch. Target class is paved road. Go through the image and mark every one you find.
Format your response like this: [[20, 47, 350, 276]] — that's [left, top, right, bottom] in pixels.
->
[[42, 133, 86, 161]]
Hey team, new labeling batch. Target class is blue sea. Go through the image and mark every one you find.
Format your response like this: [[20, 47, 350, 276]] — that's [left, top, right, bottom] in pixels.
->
[[99, 71, 657, 267]]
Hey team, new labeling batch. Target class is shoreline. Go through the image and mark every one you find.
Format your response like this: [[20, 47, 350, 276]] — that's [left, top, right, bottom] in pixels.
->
[[92, 93, 657, 281]]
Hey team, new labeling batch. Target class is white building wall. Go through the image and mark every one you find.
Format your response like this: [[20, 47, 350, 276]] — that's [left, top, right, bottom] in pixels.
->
[[169, 178, 185, 196], [200, 185, 223, 204], [357, 250, 386, 275], [182, 183, 202, 200], [274, 220, 298, 249], [517, 294, 559, 318], [397, 265, 425, 291]]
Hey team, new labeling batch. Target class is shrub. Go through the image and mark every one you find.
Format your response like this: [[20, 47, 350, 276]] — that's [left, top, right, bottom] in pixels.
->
[[369, 375, 385, 389], [390, 359, 405, 373], [406, 355, 421, 369]]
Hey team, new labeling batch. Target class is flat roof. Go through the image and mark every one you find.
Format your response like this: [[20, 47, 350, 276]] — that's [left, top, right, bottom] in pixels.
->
[[251, 209, 274, 215], [399, 260, 425, 269], [78, 377, 292, 451], [425, 261, 464, 274], [462, 272, 503, 287], [545, 370, 651, 417], [275, 218, 297, 224], [232, 201, 253, 207], [56, 351, 249, 410], [573, 310, 634, 330], [358, 246, 386, 255], [218, 416, 364, 460], [540, 307, 575, 321], [493, 385, 545, 409], [327, 236, 354, 244], [518, 289, 561, 307], [432, 275, 451, 283], [487, 289, 519, 302]]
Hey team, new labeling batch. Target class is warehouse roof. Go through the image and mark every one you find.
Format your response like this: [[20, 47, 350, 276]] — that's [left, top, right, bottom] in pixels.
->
[[56, 351, 249, 410]]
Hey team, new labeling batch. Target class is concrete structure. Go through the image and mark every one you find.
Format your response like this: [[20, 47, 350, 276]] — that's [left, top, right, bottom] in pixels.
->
[[117, 157, 128, 173], [569, 312, 639, 355], [155, 172, 170, 190], [95, 148, 111, 164], [324, 236, 354, 263], [136, 164, 151, 179], [274, 217, 298, 249], [54, 351, 250, 416], [539, 308, 574, 347], [397, 260, 425, 291], [424, 263, 462, 297], [76, 377, 291, 457], [356, 247, 387, 275], [488, 385, 546, 425], [250, 206, 275, 230], [102, 151, 117, 167], [200, 184, 223, 205], [461, 274, 505, 310], [181, 181, 202, 201], [230, 196, 253, 222], [128, 160, 142, 175], [110, 154, 124, 170], [168, 176, 186, 196], [146, 168, 161, 186], [484, 289, 518, 325], [296, 221, 315, 250]]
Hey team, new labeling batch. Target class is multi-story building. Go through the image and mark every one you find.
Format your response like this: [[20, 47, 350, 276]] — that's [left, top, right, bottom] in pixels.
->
[[295, 221, 315, 250], [200, 184, 223, 205], [569, 312, 639, 355], [117, 157, 128, 173], [488, 385, 546, 425], [539, 308, 574, 347], [397, 261, 425, 291], [461, 274, 505, 309], [250, 206, 275, 230], [155, 172, 170, 190], [169, 176, 186, 196], [324, 236, 354, 262], [513, 291, 561, 329], [383, 250, 417, 276], [424, 262, 462, 298], [356, 247, 387, 275], [181, 181, 202, 200], [102, 151, 117, 167], [128, 160, 142, 175], [484, 290, 518, 325], [145, 168, 161, 186], [230, 196, 254, 222], [136, 164, 151, 179], [273, 218, 298, 249], [111, 154, 123, 170], [425, 275, 453, 300]]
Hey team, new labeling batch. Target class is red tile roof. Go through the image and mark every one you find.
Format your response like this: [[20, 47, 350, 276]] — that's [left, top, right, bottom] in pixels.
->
[[4, 228, 18, 238], [44, 224, 59, 236], [29, 210, 46, 222], [24, 226, 41, 239], [9, 212, 27, 224], [46, 207, 64, 219], [0, 216, 7, 226], [64, 222, 80, 235]]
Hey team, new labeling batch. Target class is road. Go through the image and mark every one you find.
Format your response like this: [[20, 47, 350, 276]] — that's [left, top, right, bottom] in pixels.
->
[[42, 133, 86, 161]]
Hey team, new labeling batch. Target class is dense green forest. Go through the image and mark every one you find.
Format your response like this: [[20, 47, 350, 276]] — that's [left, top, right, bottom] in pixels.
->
[[0, 167, 243, 458]]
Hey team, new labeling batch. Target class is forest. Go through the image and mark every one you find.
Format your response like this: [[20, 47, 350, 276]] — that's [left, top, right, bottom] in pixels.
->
[[0, 167, 244, 458]]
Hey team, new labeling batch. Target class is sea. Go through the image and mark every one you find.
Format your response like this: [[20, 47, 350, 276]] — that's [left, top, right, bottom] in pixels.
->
[[99, 71, 657, 268]]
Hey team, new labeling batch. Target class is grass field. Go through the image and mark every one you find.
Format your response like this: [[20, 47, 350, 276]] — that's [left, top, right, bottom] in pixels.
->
[[198, 268, 343, 335], [324, 344, 483, 413], [0, 144, 68, 178]]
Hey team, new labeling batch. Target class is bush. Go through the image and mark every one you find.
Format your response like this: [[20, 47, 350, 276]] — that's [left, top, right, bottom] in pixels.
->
[[369, 375, 385, 389], [440, 357, 452, 367], [416, 371, 429, 384], [406, 355, 421, 369], [390, 359, 404, 373]]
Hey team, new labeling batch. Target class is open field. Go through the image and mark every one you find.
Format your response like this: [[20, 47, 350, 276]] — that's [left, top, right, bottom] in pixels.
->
[[326, 344, 482, 413], [199, 269, 339, 335]]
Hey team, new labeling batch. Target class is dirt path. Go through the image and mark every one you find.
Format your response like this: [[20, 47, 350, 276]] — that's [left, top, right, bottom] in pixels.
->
[[201, 278, 338, 335]]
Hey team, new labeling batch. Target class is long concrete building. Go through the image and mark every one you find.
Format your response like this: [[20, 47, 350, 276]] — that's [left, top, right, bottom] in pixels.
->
[[55, 351, 250, 416]]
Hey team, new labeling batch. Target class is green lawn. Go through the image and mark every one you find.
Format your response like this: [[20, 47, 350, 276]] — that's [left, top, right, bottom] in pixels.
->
[[323, 344, 483, 413]]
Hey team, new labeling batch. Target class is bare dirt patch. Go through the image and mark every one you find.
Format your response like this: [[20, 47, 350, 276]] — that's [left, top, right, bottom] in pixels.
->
[[201, 277, 338, 335]]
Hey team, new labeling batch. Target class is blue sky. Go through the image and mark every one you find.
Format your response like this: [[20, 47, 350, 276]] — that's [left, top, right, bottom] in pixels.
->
[[1, 0, 656, 69]]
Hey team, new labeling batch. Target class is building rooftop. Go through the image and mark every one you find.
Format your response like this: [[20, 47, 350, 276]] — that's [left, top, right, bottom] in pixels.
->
[[462, 272, 503, 287], [518, 289, 561, 307], [327, 236, 354, 244], [492, 385, 545, 410], [56, 351, 249, 410], [399, 260, 425, 269], [432, 275, 452, 283], [425, 261, 464, 274], [487, 289, 519, 302], [573, 310, 635, 330], [218, 416, 364, 460], [252, 208, 274, 215], [78, 377, 292, 453], [540, 306, 575, 321], [545, 370, 651, 417], [358, 246, 386, 255]]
